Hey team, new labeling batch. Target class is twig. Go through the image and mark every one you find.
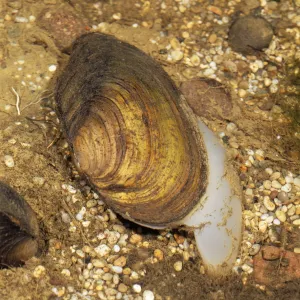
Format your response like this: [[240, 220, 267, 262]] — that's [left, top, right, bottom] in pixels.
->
[[11, 87, 21, 116]]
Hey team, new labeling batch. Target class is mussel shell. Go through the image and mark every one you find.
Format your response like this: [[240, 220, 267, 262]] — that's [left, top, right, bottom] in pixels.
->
[[56, 33, 208, 227], [0, 182, 39, 267]]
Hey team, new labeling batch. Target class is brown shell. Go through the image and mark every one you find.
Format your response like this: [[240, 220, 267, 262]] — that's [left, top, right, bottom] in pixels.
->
[[56, 33, 208, 228], [0, 181, 39, 267]]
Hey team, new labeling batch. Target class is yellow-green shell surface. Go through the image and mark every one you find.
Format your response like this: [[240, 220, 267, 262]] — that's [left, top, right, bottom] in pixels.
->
[[56, 33, 208, 227]]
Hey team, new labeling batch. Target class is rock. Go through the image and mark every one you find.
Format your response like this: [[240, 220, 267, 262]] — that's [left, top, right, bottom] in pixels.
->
[[228, 16, 274, 55], [254, 246, 300, 287], [143, 290, 155, 300], [180, 78, 234, 121], [37, 4, 88, 50]]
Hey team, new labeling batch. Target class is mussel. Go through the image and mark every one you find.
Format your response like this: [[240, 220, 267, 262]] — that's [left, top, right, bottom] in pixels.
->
[[0, 181, 39, 267], [56, 32, 243, 275]]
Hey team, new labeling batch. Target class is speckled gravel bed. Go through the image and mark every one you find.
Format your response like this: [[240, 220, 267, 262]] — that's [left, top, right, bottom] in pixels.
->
[[0, 0, 300, 299]]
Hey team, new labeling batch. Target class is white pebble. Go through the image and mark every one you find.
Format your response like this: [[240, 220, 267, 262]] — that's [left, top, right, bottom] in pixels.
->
[[203, 68, 215, 76], [133, 284, 142, 293], [292, 219, 300, 225], [113, 245, 121, 253], [95, 244, 111, 257], [111, 266, 123, 274], [143, 290, 155, 300], [281, 183, 292, 193], [226, 122, 237, 132], [4, 155, 14, 168], [61, 269, 71, 277], [273, 218, 281, 225], [15, 16, 29, 23], [171, 50, 183, 61], [29, 15, 36, 22], [48, 64, 57, 72]]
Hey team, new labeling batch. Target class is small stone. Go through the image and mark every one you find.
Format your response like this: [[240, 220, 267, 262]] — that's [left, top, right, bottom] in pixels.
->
[[129, 234, 143, 244], [95, 244, 111, 257], [294, 248, 300, 254], [281, 183, 292, 193], [103, 273, 113, 281], [269, 190, 278, 200], [292, 219, 300, 225], [270, 172, 281, 180], [208, 5, 222, 15], [263, 196, 275, 211], [275, 210, 286, 222], [277, 191, 289, 203], [174, 261, 183, 271], [273, 218, 281, 225], [92, 258, 107, 268], [294, 177, 300, 187], [208, 33, 217, 44], [226, 122, 237, 132], [4, 155, 14, 168], [33, 265, 46, 278], [154, 249, 164, 261], [114, 256, 127, 267], [287, 206, 296, 216], [271, 180, 282, 189], [48, 64, 57, 72], [249, 244, 261, 256], [118, 283, 128, 293], [259, 221, 268, 233], [190, 54, 200, 66], [238, 89, 247, 98], [143, 290, 155, 300], [15, 17, 29, 23], [133, 284, 142, 293], [171, 50, 183, 61], [33, 177, 45, 186], [111, 266, 123, 274], [86, 199, 97, 208], [228, 16, 273, 55], [263, 180, 272, 190], [61, 269, 71, 277], [61, 212, 71, 223]]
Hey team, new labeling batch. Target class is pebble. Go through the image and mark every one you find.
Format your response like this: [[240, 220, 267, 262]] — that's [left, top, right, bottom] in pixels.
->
[[129, 234, 143, 244], [48, 64, 57, 72], [111, 266, 123, 274], [281, 183, 292, 193], [249, 244, 261, 256], [92, 259, 107, 268], [114, 256, 127, 267], [171, 50, 183, 61], [61, 269, 71, 277], [154, 249, 164, 261], [33, 265, 46, 278], [143, 290, 155, 300], [275, 210, 286, 222], [118, 283, 128, 293], [15, 17, 29, 23], [263, 196, 275, 211], [4, 155, 14, 168], [271, 180, 282, 189], [263, 180, 272, 190], [270, 172, 281, 180], [132, 284, 142, 293], [273, 218, 281, 225], [292, 219, 300, 225], [277, 191, 289, 203], [294, 177, 300, 187], [173, 261, 183, 271], [287, 206, 296, 216], [259, 221, 268, 233], [95, 244, 111, 257], [294, 248, 300, 254]]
